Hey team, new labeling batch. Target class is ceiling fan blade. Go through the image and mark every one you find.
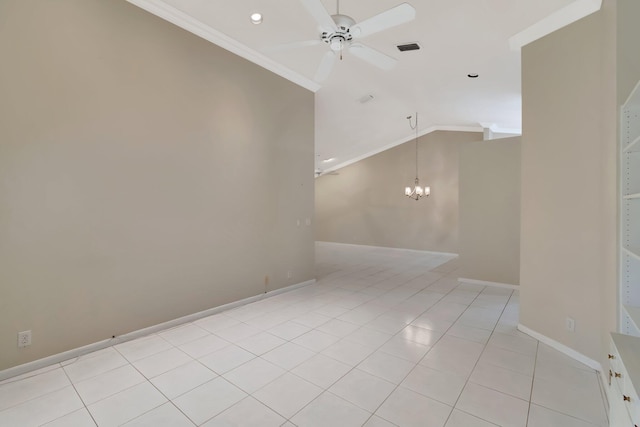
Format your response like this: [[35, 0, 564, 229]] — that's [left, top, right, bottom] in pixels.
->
[[299, 0, 337, 31], [263, 39, 323, 53], [315, 51, 337, 82], [351, 3, 416, 38], [348, 43, 397, 70]]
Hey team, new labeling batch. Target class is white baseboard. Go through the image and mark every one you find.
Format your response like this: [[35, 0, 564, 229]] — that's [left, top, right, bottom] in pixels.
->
[[517, 323, 602, 372], [316, 241, 458, 257], [0, 279, 315, 382], [458, 277, 519, 290]]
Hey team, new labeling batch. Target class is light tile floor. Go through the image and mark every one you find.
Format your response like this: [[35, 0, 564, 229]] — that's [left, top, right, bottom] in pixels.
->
[[0, 242, 608, 426]]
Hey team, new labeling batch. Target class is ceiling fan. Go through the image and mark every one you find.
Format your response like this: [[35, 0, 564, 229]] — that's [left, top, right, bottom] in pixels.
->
[[269, 0, 416, 82]]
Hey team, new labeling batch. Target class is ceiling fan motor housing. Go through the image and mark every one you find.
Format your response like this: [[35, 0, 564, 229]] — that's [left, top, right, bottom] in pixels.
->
[[321, 14, 356, 51]]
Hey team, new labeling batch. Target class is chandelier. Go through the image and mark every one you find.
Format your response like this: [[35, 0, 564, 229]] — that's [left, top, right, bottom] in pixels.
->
[[404, 112, 430, 200]]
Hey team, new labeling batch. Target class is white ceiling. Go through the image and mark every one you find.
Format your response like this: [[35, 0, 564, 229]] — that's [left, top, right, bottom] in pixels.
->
[[128, 0, 601, 173]]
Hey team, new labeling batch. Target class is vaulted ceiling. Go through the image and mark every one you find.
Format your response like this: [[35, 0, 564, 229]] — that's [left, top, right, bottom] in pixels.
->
[[127, 0, 601, 173]]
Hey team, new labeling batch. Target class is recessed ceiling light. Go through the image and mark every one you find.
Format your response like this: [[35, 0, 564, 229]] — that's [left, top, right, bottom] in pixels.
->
[[322, 158, 336, 163], [467, 73, 479, 78], [250, 12, 263, 25]]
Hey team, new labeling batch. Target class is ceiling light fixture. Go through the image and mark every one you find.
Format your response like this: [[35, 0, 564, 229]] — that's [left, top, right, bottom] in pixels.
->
[[405, 113, 430, 200], [250, 12, 263, 25]]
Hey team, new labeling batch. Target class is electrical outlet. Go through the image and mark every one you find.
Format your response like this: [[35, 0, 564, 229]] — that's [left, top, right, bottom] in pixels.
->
[[566, 317, 575, 333], [287, 270, 292, 279], [18, 330, 32, 348]]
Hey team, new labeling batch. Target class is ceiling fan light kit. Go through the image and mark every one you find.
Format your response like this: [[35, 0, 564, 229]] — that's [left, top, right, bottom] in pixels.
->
[[287, 0, 417, 81], [321, 14, 355, 52]]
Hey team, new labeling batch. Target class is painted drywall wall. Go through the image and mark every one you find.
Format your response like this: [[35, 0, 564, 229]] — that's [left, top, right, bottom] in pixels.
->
[[315, 130, 482, 253], [459, 137, 521, 285], [598, 0, 618, 371], [618, 0, 640, 103], [0, 0, 314, 371], [520, 4, 617, 362]]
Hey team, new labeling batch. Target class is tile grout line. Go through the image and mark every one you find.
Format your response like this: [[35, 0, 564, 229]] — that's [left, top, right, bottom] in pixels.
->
[[0, 367, 69, 414], [524, 300, 540, 427], [197, 284, 386, 426], [58, 363, 100, 427], [263, 257, 498, 426], [439, 286, 515, 427], [279, 259, 455, 426], [359, 268, 477, 426], [110, 335, 202, 426]]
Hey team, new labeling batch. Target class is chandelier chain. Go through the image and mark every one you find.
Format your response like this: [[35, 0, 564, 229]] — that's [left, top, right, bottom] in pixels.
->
[[407, 113, 419, 179]]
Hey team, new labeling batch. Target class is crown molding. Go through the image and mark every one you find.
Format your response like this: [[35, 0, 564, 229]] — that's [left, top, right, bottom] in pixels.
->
[[322, 125, 485, 174], [126, 0, 321, 93], [509, 0, 602, 50]]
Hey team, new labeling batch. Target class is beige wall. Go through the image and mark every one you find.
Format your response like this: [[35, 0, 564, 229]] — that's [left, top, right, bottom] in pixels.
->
[[459, 137, 521, 285], [618, 0, 640, 102], [520, 3, 618, 362], [315, 130, 481, 253], [0, 0, 315, 371]]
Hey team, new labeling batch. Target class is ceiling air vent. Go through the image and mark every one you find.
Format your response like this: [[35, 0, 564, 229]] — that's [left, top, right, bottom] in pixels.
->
[[397, 42, 420, 52]]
